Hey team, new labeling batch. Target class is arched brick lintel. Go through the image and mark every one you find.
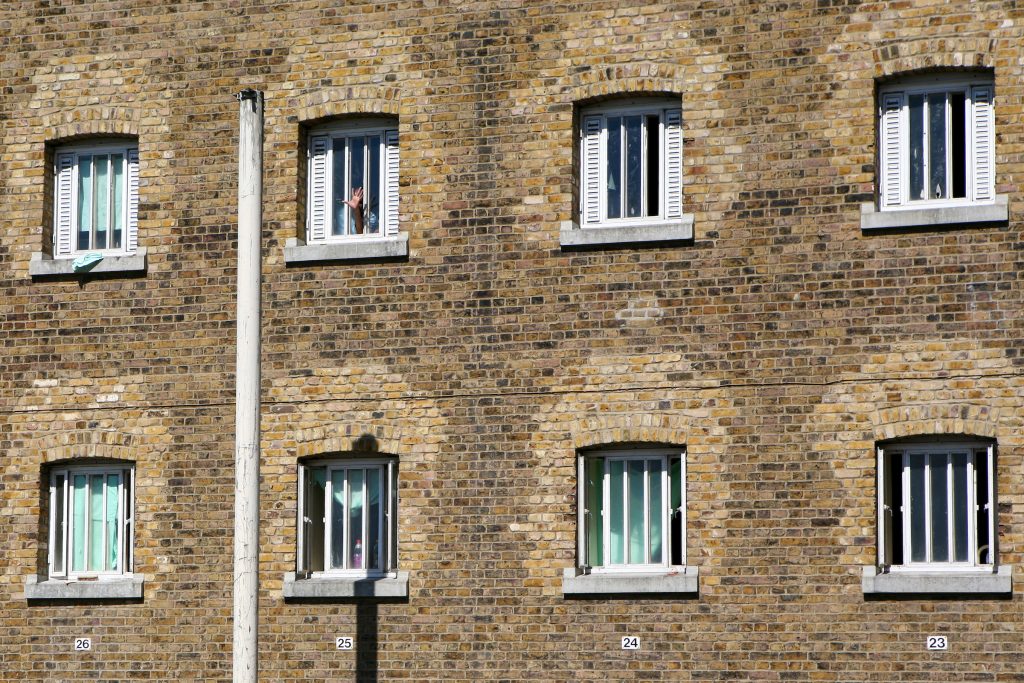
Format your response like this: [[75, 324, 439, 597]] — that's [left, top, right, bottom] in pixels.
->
[[293, 86, 401, 125], [42, 106, 141, 143], [873, 38, 996, 79], [35, 430, 137, 465], [567, 62, 687, 106], [294, 423, 405, 459], [572, 415, 688, 451], [872, 404, 999, 442]]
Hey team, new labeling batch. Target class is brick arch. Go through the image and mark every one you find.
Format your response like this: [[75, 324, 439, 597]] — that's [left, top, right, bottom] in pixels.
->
[[872, 404, 999, 442], [41, 106, 141, 142], [294, 423, 406, 458], [873, 38, 995, 79], [572, 414, 688, 451], [567, 62, 687, 105], [293, 86, 401, 125], [35, 430, 137, 465]]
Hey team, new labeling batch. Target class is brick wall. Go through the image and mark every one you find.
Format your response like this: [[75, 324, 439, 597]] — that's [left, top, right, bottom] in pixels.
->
[[1, 1, 1023, 680]]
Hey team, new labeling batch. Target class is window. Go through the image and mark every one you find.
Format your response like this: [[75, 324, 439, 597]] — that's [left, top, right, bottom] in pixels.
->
[[577, 448, 684, 572], [877, 440, 995, 570], [307, 120, 399, 241], [53, 140, 140, 257], [297, 458, 397, 577], [48, 464, 134, 579], [878, 73, 994, 211], [579, 100, 684, 229]]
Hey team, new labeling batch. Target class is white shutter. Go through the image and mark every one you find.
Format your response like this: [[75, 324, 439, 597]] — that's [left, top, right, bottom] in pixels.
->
[[296, 464, 306, 573], [54, 152, 76, 257], [576, 454, 586, 568], [986, 444, 996, 567], [880, 93, 904, 209], [664, 108, 683, 220], [125, 148, 140, 253], [384, 129, 400, 237], [580, 115, 602, 226], [971, 85, 995, 203], [877, 447, 892, 568], [307, 135, 330, 242]]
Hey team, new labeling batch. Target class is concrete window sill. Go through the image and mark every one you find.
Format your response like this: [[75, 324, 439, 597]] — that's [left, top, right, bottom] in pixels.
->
[[29, 249, 147, 278], [860, 195, 1008, 231], [862, 565, 1012, 595], [282, 571, 409, 599], [562, 566, 698, 596], [559, 216, 694, 248], [25, 575, 144, 601], [284, 234, 409, 264]]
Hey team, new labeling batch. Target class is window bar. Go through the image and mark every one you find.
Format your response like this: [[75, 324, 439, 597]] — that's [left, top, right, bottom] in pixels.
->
[[324, 470, 334, 570], [598, 462, 606, 569], [946, 454, 954, 565], [945, 94, 953, 202], [922, 99, 930, 201], [345, 142, 353, 235], [901, 453, 911, 566], [361, 468, 368, 571], [618, 119, 626, 220], [61, 473, 70, 577], [924, 455, 932, 563], [639, 120, 647, 221], [105, 155, 113, 249], [662, 456, 670, 567], [966, 452, 976, 566], [101, 475, 109, 572], [986, 444, 995, 567], [342, 469, 350, 570], [642, 460, 650, 565]]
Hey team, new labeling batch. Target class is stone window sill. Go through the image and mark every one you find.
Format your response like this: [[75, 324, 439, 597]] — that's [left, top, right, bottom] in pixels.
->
[[29, 249, 147, 278], [861, 565, 1012, 595], [25, 575, 144, 601], [559, 216, 694, 249], [284, 234, 409, 264], [562, 566, 698, 596], [860, 195, 1008, 231], [282, 571, 409, 599]]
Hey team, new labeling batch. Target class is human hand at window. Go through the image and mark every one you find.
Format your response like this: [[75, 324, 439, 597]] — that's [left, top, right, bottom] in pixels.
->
[[343, 187, 365, 234]]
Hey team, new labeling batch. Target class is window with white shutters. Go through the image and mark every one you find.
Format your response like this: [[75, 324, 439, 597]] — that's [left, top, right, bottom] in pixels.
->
[[877, 73, 995, 211], [306, 119, 399, 242], [52, 140, 140, 258], [578, 100, 684, 229]]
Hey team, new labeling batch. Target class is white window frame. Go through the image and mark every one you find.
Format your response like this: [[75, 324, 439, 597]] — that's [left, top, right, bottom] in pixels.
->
[[877, 440, 996, 573], [306, 119, 399, 243], [52, 139, 140, 258], [47, 463, 135, 580], [577, 447, 685, 574], [297, 457, 398, 579], [878, 72, 994, 212], [578, 99, 684, 229]]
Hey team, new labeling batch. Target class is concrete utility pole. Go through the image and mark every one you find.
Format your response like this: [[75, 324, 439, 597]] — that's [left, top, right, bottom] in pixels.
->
[[233, 88, 263, 683]]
